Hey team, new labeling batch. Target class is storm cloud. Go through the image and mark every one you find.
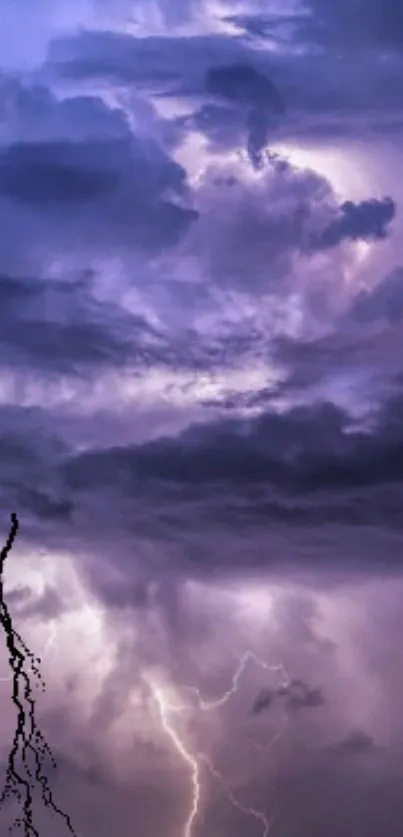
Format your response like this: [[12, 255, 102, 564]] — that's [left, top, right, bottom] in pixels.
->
[[1, 2, 403, 837]]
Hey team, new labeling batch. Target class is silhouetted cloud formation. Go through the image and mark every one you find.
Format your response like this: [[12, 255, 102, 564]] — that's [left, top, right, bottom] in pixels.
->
[[251, 688, 273, 714], [205, 64, 284, 166], [311, 197, 396, 249], [61, 395, 403, 496], [334, 730, 376, 755], [278, 679, 325, 711]]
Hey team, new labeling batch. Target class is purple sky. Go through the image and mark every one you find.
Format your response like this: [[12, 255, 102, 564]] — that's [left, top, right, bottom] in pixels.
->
[[1, 1, 403, 835]]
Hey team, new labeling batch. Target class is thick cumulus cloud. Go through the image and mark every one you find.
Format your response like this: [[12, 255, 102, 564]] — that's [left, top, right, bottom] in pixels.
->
[[163, 154, 395, 326], [0, 75, 396, 398], [0, 76, 197, 275]]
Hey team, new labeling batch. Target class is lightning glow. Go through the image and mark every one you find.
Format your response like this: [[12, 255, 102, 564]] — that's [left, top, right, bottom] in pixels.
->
[[144, 651, 291, 837]]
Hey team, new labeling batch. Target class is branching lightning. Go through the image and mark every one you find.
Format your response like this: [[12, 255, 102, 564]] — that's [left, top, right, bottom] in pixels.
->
[[0, 513, 290, 837], [144, 650, 291, 837], [0, 512, 78, 836], [200, 754, 274, 837], [182, 651, 290, 710], [0, 625, 57, 685]]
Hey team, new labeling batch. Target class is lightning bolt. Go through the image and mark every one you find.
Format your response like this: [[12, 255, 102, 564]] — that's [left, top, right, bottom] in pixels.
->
[[147, 681, 201, 837], [0, 513, 79, 837], [144, 650, 290, 837]]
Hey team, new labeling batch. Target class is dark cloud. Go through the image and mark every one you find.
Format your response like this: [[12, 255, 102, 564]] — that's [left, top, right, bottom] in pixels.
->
[[310, 197, 396, 250], [0, 141, 118, 205], [6, 382, 403, 583], [251, 688, 273, 714], [5, 134, 197, 252], [226, 3, 403, 55], [16, 488, 73, 521], [61, 396, 403, 496], [0, 75, 132, 143], [333, 730, 376, 756], [205, 63, 284, 166], [22, 391, 401, 596], [62, 401, 351, 491], [278, 678, 325, 711], [46, 33, 286, 162], [46, 31, 247, 92], [44, 24, 403, 148], [0, 80, 197, 270], [0, 271, 160, 375], [6, 395, 403, 616], [0, 404, 72, 538], [204, 64, 282, 109], [304, 0, 403, 52]]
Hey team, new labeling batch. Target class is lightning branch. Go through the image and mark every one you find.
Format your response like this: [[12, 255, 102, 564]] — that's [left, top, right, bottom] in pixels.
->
[[0, 512, 78, 836]]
